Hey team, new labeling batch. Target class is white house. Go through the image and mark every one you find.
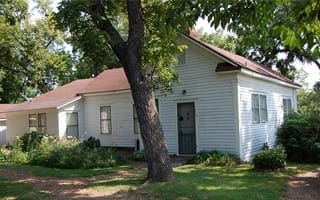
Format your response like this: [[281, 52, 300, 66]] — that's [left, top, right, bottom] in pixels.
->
[[5, 34, 300, 161], [0, 104, 18, 145]]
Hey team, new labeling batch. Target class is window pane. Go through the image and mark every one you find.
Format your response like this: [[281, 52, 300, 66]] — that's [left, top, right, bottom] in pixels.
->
[[101, 120, 111, 134], [251, 94, 260, 123], [100, 106, 111, 120], [133, 105, 140, 134], [38, 113, 46, 127], [66, 113, 78, 126], [29, 114, 37, 131], [66, 125, 78, 139], [260, 95, 267, 122]]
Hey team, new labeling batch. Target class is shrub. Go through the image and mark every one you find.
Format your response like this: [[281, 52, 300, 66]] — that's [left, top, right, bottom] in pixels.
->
[[82, 136, 101, 149], [2, 139, 28, 164], [29, 137, 122, 169], [277, 112, 320, 163], [20, 131, 47, 152], [253, 146, 286, 171], [189, 151, 240, 167], [133, 150, 145, 161]]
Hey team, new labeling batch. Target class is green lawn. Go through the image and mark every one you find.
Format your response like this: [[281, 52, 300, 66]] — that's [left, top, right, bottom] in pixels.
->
[[0, 163, 319, 200], [0, 163, 133, 178], [0, 177, 51, 200]]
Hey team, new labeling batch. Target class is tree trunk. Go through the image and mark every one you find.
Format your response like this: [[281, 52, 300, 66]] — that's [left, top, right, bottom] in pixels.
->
[[124, 66, 174, 183], [90, 0, 174, 183]]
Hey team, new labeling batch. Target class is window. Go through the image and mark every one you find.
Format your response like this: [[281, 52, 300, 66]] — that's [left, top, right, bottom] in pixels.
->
[[283, 98, 292, 118], [133, 105, 140, 134], [66, 112, 78, 139], [251, 94, 268, 123], [29, 114, 37, 132], [38, 113, 46, 132], [100, 106, 112, 134], [177, 50, 186, 65]]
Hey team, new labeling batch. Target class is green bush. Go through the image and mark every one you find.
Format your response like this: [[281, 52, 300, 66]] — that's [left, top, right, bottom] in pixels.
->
[[133, 150, 145, 161], [189, 151, 240, 167], [253, 146, 286, 171], [277, 112, 320, 163], [1, 139, 28, 164], [29, 137, 122, 169], [20, 131, 47, 152], [82, 136, 101, 149]]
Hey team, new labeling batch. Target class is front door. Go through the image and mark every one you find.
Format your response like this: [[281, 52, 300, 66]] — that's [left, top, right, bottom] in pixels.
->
[[178, 102, 196, 155]]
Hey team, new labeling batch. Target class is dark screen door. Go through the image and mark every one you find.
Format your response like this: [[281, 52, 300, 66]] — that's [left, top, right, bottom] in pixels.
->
[[178, 102, 196, 154]]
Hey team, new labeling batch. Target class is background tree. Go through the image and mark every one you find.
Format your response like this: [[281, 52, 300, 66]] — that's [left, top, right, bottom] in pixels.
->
[[0, 0, 73, 103]]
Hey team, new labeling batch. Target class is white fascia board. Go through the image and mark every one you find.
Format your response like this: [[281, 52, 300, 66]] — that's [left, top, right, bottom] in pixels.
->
[[57, 96, 82, 110]]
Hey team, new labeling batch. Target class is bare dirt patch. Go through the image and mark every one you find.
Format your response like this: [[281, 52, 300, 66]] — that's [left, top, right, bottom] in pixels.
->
[[283, 170, 320, 200]]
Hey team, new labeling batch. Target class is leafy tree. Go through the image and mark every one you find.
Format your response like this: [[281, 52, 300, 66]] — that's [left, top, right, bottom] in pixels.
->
[[297, 81, 320, 115], [200, 30, 238, 53], [56, 0, 320, 182], [0, 0, 73, 103]]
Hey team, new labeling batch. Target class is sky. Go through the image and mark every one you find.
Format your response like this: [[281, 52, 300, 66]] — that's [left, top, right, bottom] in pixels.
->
[[29, 0, 319, 89]]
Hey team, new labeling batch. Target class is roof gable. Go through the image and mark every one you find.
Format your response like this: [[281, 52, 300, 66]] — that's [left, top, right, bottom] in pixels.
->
[[183, 34, 300, 87]]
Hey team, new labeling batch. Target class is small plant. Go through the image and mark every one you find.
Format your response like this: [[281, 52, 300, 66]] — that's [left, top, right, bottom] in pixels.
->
[[82, 136, 101, 149], [189, 151, 240, 167], [133, 150, 145, 161], [3, 138, 28, 164], [253, 146, 286, 171]]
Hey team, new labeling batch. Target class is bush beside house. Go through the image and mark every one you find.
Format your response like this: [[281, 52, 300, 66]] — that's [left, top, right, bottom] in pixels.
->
[[277, 113, 320, 163], [0, 132, 122, 169]]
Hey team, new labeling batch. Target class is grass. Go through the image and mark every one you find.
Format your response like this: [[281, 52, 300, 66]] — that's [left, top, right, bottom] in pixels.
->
[[0, 163, 133, 178], [0, 177, 51, 200], [0, 162, 319, 199]]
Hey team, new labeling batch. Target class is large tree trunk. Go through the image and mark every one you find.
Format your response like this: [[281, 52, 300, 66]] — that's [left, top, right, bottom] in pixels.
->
[[90, 0, 174, 183], [124, 67, 174, 182]]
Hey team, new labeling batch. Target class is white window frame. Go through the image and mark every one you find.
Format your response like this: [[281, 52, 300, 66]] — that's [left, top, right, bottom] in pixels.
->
[[282, 97, 292, 118], [251, 93, 268, 124], [100, 106, 112, 134], [29, 114, 37, 132]]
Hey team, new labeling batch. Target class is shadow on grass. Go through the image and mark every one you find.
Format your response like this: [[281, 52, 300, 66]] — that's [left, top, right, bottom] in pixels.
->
[[0, 177, 51, 200], [134, 164, 298, 200]]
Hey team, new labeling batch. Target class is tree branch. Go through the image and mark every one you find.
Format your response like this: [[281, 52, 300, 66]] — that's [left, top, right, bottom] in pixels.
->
[[89, 0, 127, 65]]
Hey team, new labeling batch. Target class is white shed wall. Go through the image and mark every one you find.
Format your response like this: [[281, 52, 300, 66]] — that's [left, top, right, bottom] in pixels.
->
[[158, 37, 238, 155], [238, 74, 297, 161], [6, 109, 58, 144], [83, 92, 139, 147]]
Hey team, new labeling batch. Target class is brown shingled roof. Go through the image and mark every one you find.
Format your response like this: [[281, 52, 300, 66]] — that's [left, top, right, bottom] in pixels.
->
[[183, 34, 300, 87], [82, 68, 130, 94], [7, 68, 130, 112]]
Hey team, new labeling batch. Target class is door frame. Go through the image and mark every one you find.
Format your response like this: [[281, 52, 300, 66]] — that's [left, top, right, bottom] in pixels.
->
[[65, 111, 79, 139], [176, 100, 198, 155]]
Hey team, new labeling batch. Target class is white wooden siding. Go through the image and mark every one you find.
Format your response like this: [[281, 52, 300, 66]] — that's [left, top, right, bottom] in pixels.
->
[[158, 37, 238, 155], [6, 109, 59, 144], [83, 92, 139, 147], [238, 74, 297, 161], [58, 99, 84, 139]]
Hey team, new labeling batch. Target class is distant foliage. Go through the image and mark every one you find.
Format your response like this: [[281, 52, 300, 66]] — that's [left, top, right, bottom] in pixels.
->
[[253, 146, 287, 171], [277, 112, 320, 163], [133, 150, 145, 161], [189, 151, 240, 167]]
